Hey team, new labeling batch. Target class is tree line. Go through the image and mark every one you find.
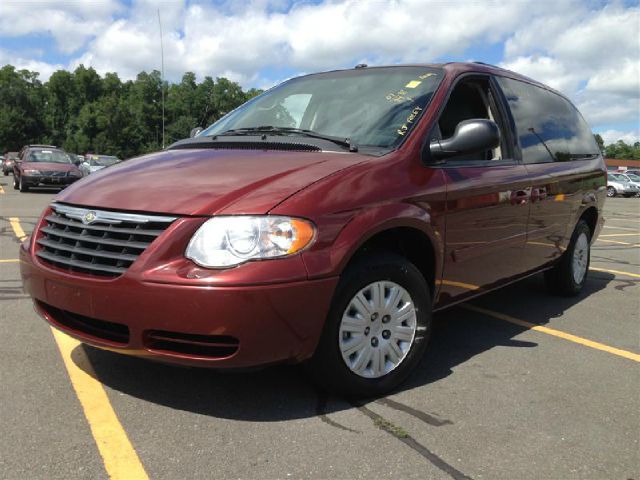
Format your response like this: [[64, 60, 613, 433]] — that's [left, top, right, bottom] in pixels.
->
[[594, 134, 640, 160], [0, 64, 261, 159], [1, 64, 638, 161]]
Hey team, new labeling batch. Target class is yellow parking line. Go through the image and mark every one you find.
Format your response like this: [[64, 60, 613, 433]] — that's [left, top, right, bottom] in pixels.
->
[[461, 304, 640, 362], [0, 258, 20, 263], [599, 233, 640, 237], [590, 267, 640, 279], [9, 217, 27, 241], [0, 185, 5, 194], [8, 216, 148, 479], [596, 239, 639, 246], [51, 329, 149, 480], [602, 225, 639, 231]]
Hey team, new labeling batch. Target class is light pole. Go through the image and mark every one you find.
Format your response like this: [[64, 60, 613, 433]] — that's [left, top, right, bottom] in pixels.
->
[[158, 8, 165, 150]]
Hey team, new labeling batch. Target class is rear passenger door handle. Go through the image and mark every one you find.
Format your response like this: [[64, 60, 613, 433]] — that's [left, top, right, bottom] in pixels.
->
[[510, 190, 530, 205]]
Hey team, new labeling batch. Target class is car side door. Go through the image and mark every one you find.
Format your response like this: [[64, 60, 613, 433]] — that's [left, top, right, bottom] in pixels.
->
[[495, 77, 602, 271], [431, 74, 532, 306]]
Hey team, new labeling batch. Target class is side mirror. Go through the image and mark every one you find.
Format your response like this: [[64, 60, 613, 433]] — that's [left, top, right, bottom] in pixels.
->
[[429, 119, 500, 160], [74, 159, 82, 166], [190, 127, 203, 138]]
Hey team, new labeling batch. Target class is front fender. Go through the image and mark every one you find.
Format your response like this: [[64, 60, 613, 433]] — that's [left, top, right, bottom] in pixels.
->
[[301, 202, 445, 284]]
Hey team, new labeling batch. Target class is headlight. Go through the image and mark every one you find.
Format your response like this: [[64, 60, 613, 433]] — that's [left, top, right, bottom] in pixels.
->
[[23, 169, 40, 175], [68, 170, 82, 177], [186, 216, 315, 268]]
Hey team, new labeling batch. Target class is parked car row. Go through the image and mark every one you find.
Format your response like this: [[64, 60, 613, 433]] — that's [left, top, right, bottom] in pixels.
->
[[607, 172, 640, 197], [4, 146, 121, 193]]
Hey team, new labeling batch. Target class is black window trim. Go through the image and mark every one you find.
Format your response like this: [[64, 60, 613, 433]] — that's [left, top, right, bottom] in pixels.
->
[[420, 72, 520, 169]]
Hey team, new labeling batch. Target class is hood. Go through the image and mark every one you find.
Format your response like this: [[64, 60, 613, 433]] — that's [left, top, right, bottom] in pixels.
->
[[56, 148, 368, 215], [24, 162, 78, 172]]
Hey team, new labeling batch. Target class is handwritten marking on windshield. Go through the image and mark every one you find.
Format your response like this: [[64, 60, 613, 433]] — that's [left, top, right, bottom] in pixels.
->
[[397, 106, 423, 137]]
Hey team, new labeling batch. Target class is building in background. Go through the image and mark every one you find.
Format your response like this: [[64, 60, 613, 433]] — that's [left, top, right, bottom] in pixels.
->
[[605, 158, 640, 172]]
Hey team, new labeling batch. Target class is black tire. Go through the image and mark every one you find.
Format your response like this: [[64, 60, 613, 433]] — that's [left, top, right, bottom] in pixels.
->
[[544, 220, 591, 296], [606, 186, 616, 197], [19, 176, 29, 192], [13, 175, 19, 190], [3, 170, 7, 176], [308, 252, 432, 398]]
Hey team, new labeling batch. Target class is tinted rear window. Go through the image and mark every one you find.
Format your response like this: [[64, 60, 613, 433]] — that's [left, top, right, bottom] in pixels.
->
[[496, 77, 599, 163]]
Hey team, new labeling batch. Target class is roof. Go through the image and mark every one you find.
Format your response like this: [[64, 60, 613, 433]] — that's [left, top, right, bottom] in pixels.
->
[[605, 158, 640, 168]]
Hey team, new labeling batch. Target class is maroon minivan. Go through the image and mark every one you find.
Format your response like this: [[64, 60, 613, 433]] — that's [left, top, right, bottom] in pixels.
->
[[20, 63, 605, 396]]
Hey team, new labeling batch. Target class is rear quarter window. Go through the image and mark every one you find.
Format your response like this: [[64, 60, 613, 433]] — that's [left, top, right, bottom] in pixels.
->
[[496, 77, 599, 163]]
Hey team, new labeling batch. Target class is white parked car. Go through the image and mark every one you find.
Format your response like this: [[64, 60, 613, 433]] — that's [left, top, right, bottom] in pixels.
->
[[80, 154, 121, 176], [607, 173, 639, 197], [615, 173, 640, 196]]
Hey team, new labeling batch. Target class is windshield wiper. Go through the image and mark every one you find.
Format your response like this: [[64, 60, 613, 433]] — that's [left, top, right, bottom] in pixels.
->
[[217, 126, 358, 152]]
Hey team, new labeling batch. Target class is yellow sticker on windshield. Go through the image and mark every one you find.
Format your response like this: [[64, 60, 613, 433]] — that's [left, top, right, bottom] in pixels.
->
[[405, 80, 422, 89]]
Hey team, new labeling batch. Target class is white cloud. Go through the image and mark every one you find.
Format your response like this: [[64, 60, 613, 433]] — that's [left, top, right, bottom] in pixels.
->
[[0, 49, 63, 80], [0, 0, 123, 54], [1, 0, 638, 135], [597, 129, 640, 146]]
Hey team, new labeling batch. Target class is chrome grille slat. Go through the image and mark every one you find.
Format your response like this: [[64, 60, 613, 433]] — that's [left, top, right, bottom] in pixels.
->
[[36, 238, 139, 262], [44, 215, 164, 236], [40, 226, 151, 249], [36, 204, 176, 277]]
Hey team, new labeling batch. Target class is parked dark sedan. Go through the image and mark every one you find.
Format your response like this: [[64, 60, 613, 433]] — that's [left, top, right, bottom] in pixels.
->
[[13, 146, 83, 192], [21, 62, 605, 396]]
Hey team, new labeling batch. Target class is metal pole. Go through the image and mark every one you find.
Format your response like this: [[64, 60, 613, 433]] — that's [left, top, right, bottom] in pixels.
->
[[158, 8, 165, 149]]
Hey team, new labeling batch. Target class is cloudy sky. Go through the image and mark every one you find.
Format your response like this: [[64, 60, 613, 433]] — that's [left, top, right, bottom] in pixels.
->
[[1, 0, 638, 143]]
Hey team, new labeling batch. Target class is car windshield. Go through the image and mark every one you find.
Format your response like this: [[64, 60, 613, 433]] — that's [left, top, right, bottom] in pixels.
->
[[90, 156, 119, 166], [200, 66, 443, 149], [28, 150, 72, 164], [624, 173, 640, 181]]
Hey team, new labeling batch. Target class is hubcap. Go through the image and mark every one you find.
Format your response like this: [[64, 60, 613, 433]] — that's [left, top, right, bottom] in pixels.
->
[[572, 232, 589, 284], [339, 281, 417, 379]]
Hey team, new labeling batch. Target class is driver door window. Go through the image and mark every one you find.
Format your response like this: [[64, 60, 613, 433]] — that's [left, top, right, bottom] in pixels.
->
[[434, 78, 508, 162]]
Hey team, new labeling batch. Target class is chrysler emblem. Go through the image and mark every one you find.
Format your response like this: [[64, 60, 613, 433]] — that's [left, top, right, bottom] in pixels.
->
[[82, 211, 97, 224]]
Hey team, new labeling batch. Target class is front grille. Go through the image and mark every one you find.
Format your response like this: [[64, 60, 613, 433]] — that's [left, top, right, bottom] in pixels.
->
[[146, 330, 240, 358], [36, 203, 176, 277], [40, 171, 67, 177], [38, 301, 130, 345]]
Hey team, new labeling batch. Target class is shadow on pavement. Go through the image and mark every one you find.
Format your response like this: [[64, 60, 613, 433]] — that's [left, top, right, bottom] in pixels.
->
[[76, 271, 614, 421]]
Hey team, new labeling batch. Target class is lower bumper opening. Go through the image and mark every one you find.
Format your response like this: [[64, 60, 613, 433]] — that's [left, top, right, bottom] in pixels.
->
[[145, 330, 240, 359], [37, 301, 130, 345]]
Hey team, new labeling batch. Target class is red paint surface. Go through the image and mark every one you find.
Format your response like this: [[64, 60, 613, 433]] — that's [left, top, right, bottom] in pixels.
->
[[21, 62, 607, 368]]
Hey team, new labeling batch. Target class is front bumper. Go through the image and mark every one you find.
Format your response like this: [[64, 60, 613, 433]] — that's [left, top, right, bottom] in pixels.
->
[[22, 174, 80, 187], [20, 237, 338, 369]]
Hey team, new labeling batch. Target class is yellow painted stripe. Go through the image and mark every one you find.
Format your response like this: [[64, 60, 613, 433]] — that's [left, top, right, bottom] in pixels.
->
[[599, 233, 640, 237], [439, 279, 481, 291], [461, 304, 640, 362], [9, 217, 27, 241], [50, 328, 149, 480], [8, 217, 147, 479], [0, 184, 5, 194], [553, 193, 565, 201], [597, 239, 639, 246], [602, 225, 639, 231], [590, 267, 640, 279], [0, 258, 20, 263]]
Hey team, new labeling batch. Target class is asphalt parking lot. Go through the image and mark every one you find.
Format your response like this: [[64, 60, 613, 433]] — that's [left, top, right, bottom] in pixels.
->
[[1, 177, 638, 480]]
